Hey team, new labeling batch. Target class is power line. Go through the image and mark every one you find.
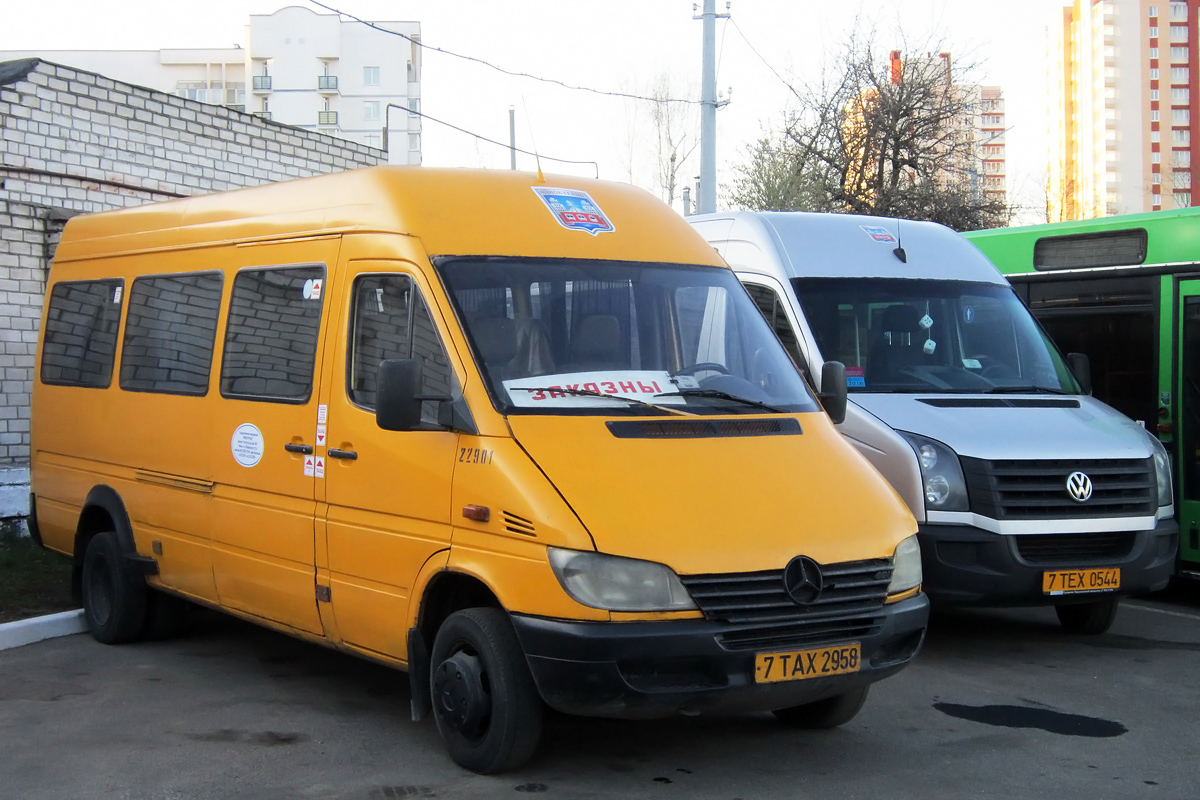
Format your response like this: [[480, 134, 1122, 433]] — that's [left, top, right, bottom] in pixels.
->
[[306, 0, 700, 105], [391, 104, 599, 176], [729, 18, 802, 102]]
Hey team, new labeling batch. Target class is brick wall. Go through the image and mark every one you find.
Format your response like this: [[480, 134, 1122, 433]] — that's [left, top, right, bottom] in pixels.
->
[[0, 58, 386, 479]]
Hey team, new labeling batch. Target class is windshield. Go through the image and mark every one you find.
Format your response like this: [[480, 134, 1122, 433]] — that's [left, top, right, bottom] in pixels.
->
[[793, 278, 1081, 395], [437, 257, 820, 415]]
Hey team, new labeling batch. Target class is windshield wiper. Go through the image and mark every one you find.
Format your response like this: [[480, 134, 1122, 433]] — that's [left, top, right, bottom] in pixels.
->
[[654, 388, 782, 413], [511, 386, 694, 416], [984, 385, 1070, 395]]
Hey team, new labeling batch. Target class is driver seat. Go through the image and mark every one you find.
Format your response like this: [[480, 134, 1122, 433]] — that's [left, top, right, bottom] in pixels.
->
[[868, 304, 924, 384]]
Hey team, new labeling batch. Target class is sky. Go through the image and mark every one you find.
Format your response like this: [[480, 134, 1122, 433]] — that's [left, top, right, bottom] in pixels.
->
[[1, 0, 1068, 223]]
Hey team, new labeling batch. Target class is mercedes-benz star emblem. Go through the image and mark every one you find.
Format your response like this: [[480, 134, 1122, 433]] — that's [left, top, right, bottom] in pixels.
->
[[783, 555, 824, 606], [1066, 471, 1093, 503]]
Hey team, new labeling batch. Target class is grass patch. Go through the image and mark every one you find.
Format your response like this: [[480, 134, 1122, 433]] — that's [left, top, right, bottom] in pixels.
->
[[0, 518, 78, 624]]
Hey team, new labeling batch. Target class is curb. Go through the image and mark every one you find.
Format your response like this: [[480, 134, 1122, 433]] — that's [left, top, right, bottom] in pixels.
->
[[0, 609, 87, 651]]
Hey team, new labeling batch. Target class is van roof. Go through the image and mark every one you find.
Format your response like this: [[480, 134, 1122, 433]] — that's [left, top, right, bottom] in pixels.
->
[[688, 210, 1007, 285], [54, 166, 723, 268]]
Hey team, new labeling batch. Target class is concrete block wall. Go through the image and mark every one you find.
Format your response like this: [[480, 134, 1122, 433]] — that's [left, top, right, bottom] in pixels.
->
[[0, 58, 387, 481]]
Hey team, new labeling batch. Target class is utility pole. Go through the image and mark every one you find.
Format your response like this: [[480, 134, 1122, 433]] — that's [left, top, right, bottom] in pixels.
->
[[509, 106, 517, 170], [694, 0, 730, 214]]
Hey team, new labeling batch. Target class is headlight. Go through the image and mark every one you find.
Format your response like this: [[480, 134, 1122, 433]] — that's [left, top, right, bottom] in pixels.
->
[[548, 548, 697, 612], [899, 431, 968, 512], [1147, 430, 1173, 508], [887, 535, 922, 595]]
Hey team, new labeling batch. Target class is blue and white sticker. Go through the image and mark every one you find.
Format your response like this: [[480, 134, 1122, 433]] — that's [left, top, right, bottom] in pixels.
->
[[861, 225, 896, 243], [532, 186, 615, 235]]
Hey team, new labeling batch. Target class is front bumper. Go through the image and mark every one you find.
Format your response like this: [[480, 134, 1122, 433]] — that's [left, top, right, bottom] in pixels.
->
[[918, 518, 1178, 606], [509, 593, 928, 719]]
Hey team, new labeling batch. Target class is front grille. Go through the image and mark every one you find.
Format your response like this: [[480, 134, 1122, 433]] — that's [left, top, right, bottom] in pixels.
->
[[679, 559, 892, 652], [1014, 532, 1136, 564], [961, 457, 1156, 520]]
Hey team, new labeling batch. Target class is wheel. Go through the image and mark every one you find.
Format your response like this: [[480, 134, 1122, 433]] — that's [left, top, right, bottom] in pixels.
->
[[1055, 596, 1119, 634], [143, 591, 193, 640], [772, 685, 870, 729], [81, 531, 148, 644], [429, 608, 544, 774], [674, 362, 731, 376]]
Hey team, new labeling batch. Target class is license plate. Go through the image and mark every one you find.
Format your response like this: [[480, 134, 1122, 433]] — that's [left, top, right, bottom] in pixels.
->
[[1042, 568, 1121, 595], [754, 643, 861, 684]]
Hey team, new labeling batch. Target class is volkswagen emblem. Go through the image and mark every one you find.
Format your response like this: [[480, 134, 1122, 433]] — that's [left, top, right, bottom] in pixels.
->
[[1066, 471, 1093, 503], [783, 555, 824, 606]]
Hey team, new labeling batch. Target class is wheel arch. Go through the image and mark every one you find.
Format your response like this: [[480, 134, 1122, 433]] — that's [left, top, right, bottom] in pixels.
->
[[408, 566, 504, 722], [72, 485, 136, 602]]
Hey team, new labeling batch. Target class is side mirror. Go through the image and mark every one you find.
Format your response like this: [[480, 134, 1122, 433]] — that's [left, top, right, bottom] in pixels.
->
[[1067, 352, 1092, 396], [376, 359, 424, 431], [818, 361, 848, 425]]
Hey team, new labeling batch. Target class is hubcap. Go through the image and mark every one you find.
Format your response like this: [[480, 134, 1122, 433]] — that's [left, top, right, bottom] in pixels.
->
[[432, 651, 489, 737]]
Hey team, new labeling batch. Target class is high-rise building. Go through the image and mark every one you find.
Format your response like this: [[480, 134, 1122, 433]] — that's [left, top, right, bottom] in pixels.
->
[[0, 6, 422, 165], [1049, 0, 1198, 221]]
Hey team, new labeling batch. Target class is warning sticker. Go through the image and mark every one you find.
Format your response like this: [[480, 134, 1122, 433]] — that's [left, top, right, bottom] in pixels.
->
[[861, 225, 896, 243], [231, 423, 265, 468], [315, 456, 325, 479], [531, 187, 615, 235], [317, 404, 328, 424], [316, 424, 327, 447], [304, 455, 315, 477], [303, 278, 323, 300]]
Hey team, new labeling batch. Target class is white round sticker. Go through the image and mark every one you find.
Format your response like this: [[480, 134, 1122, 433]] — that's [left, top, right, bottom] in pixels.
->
[[303, 279, 315, 300], [231, 423, 265, 468]]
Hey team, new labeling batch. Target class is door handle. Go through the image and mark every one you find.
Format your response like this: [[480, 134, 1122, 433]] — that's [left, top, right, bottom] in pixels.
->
[[284, 443, 313, 455], [328, 448, 358, 460]]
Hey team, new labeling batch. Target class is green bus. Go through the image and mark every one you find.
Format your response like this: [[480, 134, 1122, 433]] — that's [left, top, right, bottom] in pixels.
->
[[964, 208, 1200, 580]]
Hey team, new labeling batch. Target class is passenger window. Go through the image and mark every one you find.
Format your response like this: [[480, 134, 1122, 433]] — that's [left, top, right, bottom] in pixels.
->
[[120, 272, 222, 396], [741, 283, 809, 375], [40, 279, 124, 388], [220, 265, 325, 403], [348, 274, 453, 424]]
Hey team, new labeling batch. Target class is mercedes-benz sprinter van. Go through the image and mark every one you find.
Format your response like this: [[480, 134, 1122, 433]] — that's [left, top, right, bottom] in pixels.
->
[[32, 170, 927, 773], [689, 211, 1177, 635]]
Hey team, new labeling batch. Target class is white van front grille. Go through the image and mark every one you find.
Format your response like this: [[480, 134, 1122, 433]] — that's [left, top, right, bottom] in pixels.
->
[[961, 457, 1156, 520]]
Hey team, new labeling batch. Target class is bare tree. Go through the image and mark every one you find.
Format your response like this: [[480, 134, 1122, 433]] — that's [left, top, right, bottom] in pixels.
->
[[647, 74, 698, 207], [728, 30, 1011, 231]]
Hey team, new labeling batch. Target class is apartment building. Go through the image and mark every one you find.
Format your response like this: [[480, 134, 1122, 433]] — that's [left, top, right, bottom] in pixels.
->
[[0, 5, 422, 164], [1049, 0, 1198, 220]]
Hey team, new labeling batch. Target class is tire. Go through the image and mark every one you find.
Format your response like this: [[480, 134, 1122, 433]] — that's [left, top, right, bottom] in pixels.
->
[[143, 591, 192, 640], [81, 530, 148, 644], [1055, 596, 1119, 635], [429, 608, 543, 774], [772, 685, 870, 729]]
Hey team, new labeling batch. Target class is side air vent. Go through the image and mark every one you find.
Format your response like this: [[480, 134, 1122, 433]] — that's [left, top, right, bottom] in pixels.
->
[[503, 511, 536, 536], [606, 418, 802, 439]]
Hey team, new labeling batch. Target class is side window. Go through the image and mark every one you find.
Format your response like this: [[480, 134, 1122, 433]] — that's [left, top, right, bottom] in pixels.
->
[[742, 282, 809, 374], [40, 279, 124, 388], [120, 272, 222, 395], [348, 274, 453, 424], [221, 265, 325, 403]]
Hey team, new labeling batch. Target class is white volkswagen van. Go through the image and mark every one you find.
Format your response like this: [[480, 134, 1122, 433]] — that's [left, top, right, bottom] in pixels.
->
[[688, 211, 1178, 634]]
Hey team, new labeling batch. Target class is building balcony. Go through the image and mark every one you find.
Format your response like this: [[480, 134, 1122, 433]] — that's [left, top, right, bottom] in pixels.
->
[[227, 104, 246, 113], [253, 111, 272, 121], [318, 75, 338, 92], [318, 111, 339, 126], [252, 76, 272, 92]]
